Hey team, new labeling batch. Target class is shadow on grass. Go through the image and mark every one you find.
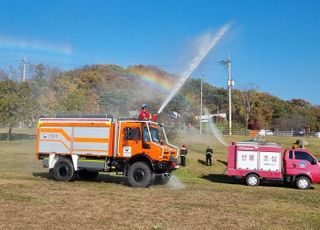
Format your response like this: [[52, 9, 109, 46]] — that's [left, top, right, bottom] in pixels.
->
[[32, 172, 129, 186], [198, 159, 207, 166], [258, 181, 314, 189], [217, 159, 227, 166], [0, 133, 36, 141], [198, 159, 227, 167], [94, 174, 128, 186], [202, 174, 240, 185], [201, 173, 309, 190], [32, 172, 50, 179]]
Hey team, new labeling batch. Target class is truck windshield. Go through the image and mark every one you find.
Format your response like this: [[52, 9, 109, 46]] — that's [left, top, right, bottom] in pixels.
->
[[295, 151, 315, 164], [142, 126, 160, 143]]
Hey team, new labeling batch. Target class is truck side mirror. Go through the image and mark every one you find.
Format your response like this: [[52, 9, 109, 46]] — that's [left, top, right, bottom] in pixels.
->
[[312, 159, 317, 165]]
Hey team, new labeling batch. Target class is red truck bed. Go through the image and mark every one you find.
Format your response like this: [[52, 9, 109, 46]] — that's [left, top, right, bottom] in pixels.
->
[[227, 142, 283, 179]]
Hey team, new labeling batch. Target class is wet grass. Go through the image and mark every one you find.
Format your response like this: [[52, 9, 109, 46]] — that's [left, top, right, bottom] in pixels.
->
[[0, 131, 320, 229]]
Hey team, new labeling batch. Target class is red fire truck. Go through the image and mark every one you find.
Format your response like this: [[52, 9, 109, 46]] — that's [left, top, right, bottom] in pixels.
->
[[227, 142, 320, 189]]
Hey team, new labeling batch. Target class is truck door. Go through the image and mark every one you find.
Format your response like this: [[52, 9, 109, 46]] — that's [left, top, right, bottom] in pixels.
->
[[294, 150, 320, 183], [118, 123, 142, 158], [284, 150, 299, 176]]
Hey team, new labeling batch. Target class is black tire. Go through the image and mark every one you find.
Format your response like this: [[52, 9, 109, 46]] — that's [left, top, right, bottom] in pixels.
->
[[48, 169, 54, 179], [296, 176, 311, 190], [78, 170, 99, 180], [128, 162, 152, 188], [52, 158, 75, 181], [246, 174, 260, 186]]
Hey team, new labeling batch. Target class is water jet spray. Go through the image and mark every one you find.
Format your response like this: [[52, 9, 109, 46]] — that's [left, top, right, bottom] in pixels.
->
[[157, 23, 232, 114]]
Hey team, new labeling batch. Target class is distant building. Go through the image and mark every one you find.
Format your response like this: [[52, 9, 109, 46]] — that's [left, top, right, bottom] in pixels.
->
[[195, 113, 227, 123]]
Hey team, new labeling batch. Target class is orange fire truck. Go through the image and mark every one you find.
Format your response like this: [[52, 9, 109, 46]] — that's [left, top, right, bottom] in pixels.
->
[[35, 115, 179, 187]]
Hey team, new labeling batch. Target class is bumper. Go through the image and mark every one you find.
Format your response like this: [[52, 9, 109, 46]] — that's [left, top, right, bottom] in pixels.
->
[[153, 159, 179, 174]]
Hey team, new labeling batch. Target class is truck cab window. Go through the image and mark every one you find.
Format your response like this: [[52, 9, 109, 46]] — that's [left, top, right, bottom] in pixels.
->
[[124, 127, 140, 141], [142, 126, 151, 149], [142, 126, 160, 143], [289, 150, 293, 159], [295, 151, 315, 164], [142, 126, 151, 142], [150, 127, 160, 143]]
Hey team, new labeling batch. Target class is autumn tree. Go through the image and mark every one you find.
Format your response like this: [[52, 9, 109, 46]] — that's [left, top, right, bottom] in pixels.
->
[[0, 80, 35, 140], [235, 83, 259, 129]]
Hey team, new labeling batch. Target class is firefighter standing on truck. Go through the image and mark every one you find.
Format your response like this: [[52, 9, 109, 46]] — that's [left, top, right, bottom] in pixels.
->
[[180, 144, 188, 167], [139, 104, 152, 120], [138, 104, 158, 121], [206, 146, 213, 166]]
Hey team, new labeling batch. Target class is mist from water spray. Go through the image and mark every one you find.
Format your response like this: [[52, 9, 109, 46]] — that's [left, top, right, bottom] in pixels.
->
[[204, 108, 227, 146], [157, 23, 232, 114], [167, 174, 186, 189]]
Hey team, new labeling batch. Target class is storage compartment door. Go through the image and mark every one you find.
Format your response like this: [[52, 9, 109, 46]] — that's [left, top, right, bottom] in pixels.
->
[[236, 151, 258, 170]]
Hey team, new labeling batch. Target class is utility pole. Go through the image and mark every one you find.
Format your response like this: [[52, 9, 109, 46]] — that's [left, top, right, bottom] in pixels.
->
[[220, 57, 234, 135], [22, 57, 27, 82], [20, 57, 28, 128], [200, 75, 203, 134]]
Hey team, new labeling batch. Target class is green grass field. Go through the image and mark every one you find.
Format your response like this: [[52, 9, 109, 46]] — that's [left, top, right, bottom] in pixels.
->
[[0, 129, 320, 229]]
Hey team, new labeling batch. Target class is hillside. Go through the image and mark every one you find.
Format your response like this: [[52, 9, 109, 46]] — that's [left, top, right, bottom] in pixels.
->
[[1, 64, 320, 132]]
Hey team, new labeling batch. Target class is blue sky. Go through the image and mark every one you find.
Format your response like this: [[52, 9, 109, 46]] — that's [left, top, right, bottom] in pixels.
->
[[0, 0, 319, 105]]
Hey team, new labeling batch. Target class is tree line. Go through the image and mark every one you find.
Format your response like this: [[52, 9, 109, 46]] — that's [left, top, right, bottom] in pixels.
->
[[0, 63, 319, 140], [181, 79, 320, 132]]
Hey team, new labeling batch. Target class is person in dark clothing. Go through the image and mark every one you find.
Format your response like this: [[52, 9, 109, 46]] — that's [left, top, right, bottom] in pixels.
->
[[206, 146, 213, 166], [180, 144, 188, 167], [293, 139, 304, 149]]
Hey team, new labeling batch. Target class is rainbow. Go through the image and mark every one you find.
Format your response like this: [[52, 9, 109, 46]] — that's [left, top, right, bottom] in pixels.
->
[[0, 36, 72, 55], [129, 67, 200, 106], [129, 67, 175, 92]]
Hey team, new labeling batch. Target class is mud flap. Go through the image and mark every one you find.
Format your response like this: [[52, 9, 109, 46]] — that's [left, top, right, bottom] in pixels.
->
[[71, 155, 79, 171], [48, 154, 58, 169]]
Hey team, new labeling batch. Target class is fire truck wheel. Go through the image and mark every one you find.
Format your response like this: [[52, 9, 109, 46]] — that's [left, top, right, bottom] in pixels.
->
[[246, 174, 260, 186], [48, 169, 54, 179], [52, 158, 75, 181], [128, 162, 152, 188], [296, 176, 311, 190], [78, 170, 99, 180]]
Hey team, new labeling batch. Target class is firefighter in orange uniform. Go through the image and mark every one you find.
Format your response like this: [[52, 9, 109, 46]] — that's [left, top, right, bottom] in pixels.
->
[[139, 104, 152, 120]]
